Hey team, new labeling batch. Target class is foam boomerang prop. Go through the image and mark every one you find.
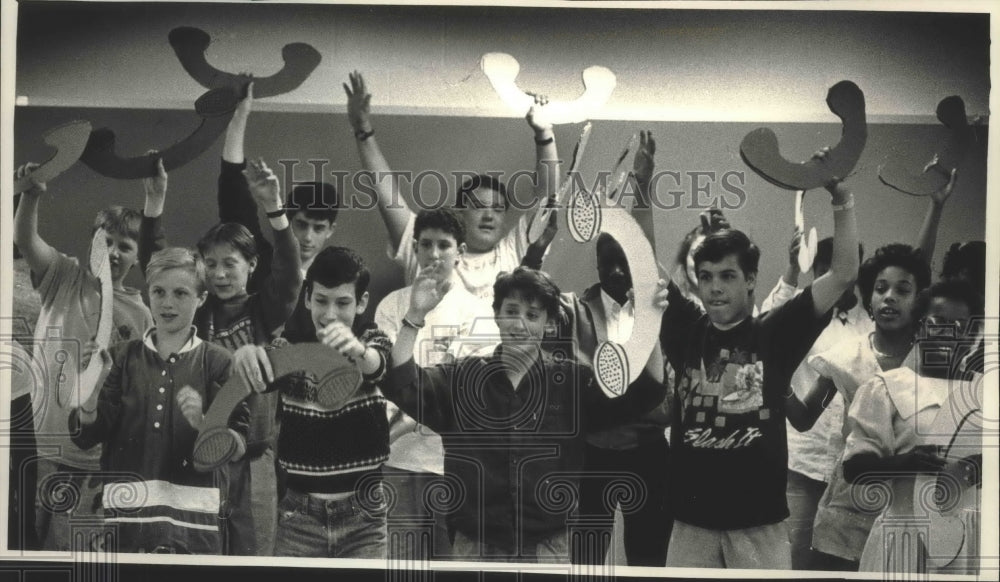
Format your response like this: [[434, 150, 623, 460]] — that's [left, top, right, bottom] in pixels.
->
[[527, 122, 592, 244], [80, 87, 240, 180], [795, 190, 818, 273], [481, 53, 616, 125], [14, 121, 93, 194], [912, 374, 983, 569], [878, 96, 975, 196], [193, 343, 362, 472], [168, 27, 322, 98], [740, 80, 867, 191], [567, 194, 662, 399], [67, 229, 114, 410]]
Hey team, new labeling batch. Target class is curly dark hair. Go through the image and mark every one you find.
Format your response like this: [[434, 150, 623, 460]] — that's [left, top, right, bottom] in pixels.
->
[[857, 243, 932, 316], [492, 267, 561, 320]]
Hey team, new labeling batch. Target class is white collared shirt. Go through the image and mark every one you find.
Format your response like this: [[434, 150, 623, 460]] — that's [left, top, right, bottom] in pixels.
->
[[600, 288, 634, 344]]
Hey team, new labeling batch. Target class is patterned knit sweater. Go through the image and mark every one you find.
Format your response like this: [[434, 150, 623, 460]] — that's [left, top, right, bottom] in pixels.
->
[[271, 320, 393, 494]]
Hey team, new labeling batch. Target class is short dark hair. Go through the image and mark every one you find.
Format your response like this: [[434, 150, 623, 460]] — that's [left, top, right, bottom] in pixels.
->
[[492, 267, 561, 320], [914, 279, 984, 323], [455, 174, 508, 210], [414, 208, 466, 245], [814, 238, 865, 270], [306, 246, 369, 301], [93, 206, 142, 242], [197, 222, 258, 263], [857, 243, 932, 315], [693, 229, 760, 277], [286, 181, 339, 224], [941, 240, 986, 294]]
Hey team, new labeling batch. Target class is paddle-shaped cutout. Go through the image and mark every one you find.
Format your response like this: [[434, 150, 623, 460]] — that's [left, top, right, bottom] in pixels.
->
[[878, 96, 975, 196], [528, 122, 592, 244], [80, 87, 239, 180], [566, 201, 662, 397], [741, 80, 867, 191], [68, 229, 114, 410], [168, 27, 322, 98], [193, 343, 362, 472], [14, 121, 93, 194], [481, 53, 616, 125]]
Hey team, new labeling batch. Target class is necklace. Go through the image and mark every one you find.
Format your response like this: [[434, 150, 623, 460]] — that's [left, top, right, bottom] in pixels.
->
[[868, 332, 913, 360]]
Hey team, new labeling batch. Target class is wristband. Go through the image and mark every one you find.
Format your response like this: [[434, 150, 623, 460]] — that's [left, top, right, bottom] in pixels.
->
[[402, 316, 425, 330], [266, 208, 285, 219], [355, 128, 375, 142], [831, 196, 855, 212], [534, 135, 554, 146]]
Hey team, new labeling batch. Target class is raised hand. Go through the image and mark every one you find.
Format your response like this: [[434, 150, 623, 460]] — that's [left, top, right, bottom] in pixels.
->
[[633, 130, 656, 186], [235, 79, 255, 120], [652, 279, 670, 311], [15, 163, 46, 194], [927, 160, 958, 206], [526, 93, 553, 134], [233, 344, 273, 393], [317, 321, 368, 362], [409, 260, 452, 318], [176, 385, 205, 430], [243, 157, 282, 213], [344, 70, 373, 134], [142, 151, 168, 212], [77, 345, 112, 416]]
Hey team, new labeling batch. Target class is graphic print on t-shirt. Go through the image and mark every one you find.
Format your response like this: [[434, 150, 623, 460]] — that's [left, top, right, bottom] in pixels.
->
[[212, 315, 256, 353], [677, 339, 770, 451]]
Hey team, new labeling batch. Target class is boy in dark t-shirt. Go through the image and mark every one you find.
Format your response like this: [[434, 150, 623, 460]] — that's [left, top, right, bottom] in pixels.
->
[[660, 177, 859, 569]]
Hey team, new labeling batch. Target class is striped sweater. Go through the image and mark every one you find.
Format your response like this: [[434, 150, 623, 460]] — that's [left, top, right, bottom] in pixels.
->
[[272, 320, 392, 494]]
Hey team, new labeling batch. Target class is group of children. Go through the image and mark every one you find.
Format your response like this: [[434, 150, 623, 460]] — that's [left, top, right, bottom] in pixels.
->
[[7, 70, 985, 574]]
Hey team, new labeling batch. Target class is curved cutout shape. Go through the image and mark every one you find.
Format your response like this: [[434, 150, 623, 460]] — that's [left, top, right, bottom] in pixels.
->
[[193, 343, 361, 472], [740, 80, 868, 191], [80, 87, 239, 180], [912, 375, 982, 568], [169, 27, 322, 98], [70, 229, 113, 410], [481, 53, 616, 125], [566, 199, 662, 398], [14, 121, 93, 194], [878, 96, 974, 196]]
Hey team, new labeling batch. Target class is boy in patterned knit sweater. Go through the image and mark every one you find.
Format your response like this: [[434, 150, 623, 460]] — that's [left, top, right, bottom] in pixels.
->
[[233, 246, 392, 558]]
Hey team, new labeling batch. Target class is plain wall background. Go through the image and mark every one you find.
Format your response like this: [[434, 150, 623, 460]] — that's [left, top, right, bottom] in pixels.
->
[[13, 106, 989, 315]]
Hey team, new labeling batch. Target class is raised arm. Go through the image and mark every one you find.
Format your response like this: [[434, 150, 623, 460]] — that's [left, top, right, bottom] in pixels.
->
[[13, 164, 58, 277], [809, 177, 859, 316], [630, 130, 656, 244], [243, 159, 302, 333], [785, 375, 838, 432], [760, 228, 802, 313], [915, 165, 957, 263], [139, 156, 169, 273], [344, 71, 411, 251]]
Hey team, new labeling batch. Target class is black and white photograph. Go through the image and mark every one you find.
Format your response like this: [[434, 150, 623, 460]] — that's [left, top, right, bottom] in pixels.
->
[[1, 1, 997, 580]]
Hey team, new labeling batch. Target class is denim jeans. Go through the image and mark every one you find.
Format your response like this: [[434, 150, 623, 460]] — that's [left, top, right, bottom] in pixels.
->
[[274, 487, 388, 559], [451, 529, 569, 563]]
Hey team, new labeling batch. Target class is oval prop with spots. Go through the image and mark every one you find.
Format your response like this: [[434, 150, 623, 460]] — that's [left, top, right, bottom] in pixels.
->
[[567, 194, 662, 399]]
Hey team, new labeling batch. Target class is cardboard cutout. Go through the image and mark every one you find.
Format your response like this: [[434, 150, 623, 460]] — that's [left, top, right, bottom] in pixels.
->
[[14, 121, 92, 194], [878, 96, 975, 196], [80, 86, 239, 180], [567, 196, 662, 399], [70, 229, 113, 410], [193, 343, 361, 472], [481, 53, 616, 125], [607, 133, 638, 207], [741, 81, 867, 190], [527, 122, 592, 244], [168, 27, 322, 98]]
